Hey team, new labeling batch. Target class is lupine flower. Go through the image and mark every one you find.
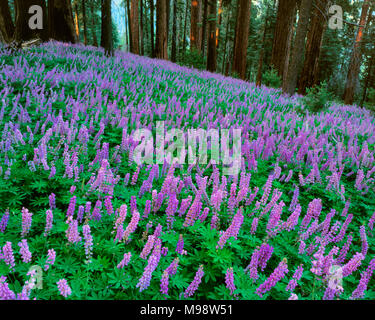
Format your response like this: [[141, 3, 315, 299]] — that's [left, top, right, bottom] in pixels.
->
[[310, 246, 325, 276], [82, 225, 93, 263], [57, 279, 72, 298], [123, 211, 140, 241], [298, 241, 306, 254], [359, 225, 368, 258], [136, 238, 162, 292], [0, 276, 16, 300], [77, 205, 84, 223], [336, 234, 353, 264], [176, 234, 184, 254], [161, 247, 168, 256], [256, 258, 288, 297], [245, 248, 261, 281], [44, 209, 53, 237], [184, 265, 204, 298], [49, 193, 56, 210], [286, 265, 303, 292], [92, 200, 102, 221], [21, 207, 33, 237], [282, 204, 301, 231], [250, 217, 259, 235], [216, 209, 244, 249], [44, 249, 56, 271], [66, 218, 81, 244], [0, 209, 10, 233], [225, 267, 236, 295], [2, 242, 15, 272], [258, 243, 274, 271], [117, 252, 132, 269], [160, 270, 169, 295], [18, 239, 32, 263], [368, 211, 375, 230], [66, 196, 76, 219], [140, 235, 155, 259], [342, 253, 364, 278], [104, 196, 114, 215]]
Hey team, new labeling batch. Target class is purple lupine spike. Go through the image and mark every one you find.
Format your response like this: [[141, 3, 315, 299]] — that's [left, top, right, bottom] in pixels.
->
[[342, 253, 364, 278], [44, 249, 56, 271], [225, 267, 236, 295], [123, 211, 140, 241], [160, 270, 169, 295], [256, 258, 288, 297], [66, 196, 76, 219], [286, 265, 304, 292], [175, 234, 184, 255], [18, 239, 32, 263], [44, 209, 53, 237], [184, 265, 204, 298], [2, 242, 15, 272], [82, 225, 93, 264], [117, 252, 132, 269], [136, 238, 162, 292], [0, 209, 10, 233], [21, 207, 32, 238], [359, 225, 368, 258], [140, 235, 155, 260], [57, 279, 72, 298]]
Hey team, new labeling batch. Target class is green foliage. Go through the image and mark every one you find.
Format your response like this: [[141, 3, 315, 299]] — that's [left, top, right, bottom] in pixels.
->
[[301, 81, 333, 113], [364, 88, 375, 112], [177, 49, 206, 70], [262, 68, 281, 89]]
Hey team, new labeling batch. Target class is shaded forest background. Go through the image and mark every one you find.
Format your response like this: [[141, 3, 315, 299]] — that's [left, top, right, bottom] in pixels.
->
[[1, 0, 375, 108]]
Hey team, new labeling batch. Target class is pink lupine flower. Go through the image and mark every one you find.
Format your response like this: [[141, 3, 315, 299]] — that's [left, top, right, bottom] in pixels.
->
[[18, 239, 32, 263], [44, 209, 53, 237], [2, 242, 15, 272], [66, 218, 81, 244], [117, 252, 132, 269], [140, 235, 155, 260], [44, 249, 56, 271], [123, 211, 140, 241], [57, 279, 72, 298], [21, 207, 33, 237]]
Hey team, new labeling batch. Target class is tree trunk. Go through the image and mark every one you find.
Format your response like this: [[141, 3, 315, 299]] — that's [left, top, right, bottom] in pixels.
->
[[48, 0, 77, 43], [215, 0, 222, 48], [15, 0, 48, 42], [232, 0, 251, 79], [130, 0, 140, 54], [127, 0, 133, 52], [150, 0, 155, 57], [0, 0, 15, 43], [171, 0, 177, 62], [90, 2, 98, 46], [166, 0, 170, 45], [206, 0, 217, 72], [155, 0, 168, 59], [256, 4, 270, 87], [283, 0, 313, 95], [298, 0, 328, 94], [270, 0, 296, 79], [221, 8, 231, 74], [82, 0, 88, 45], [182, 0, 189, 58], [101, 0, 113, 56], [140, 0, 144, 55], [74, 2, 80, 40], [201, 0, 208, 57], [343, 0, 371, 105], [190, 0, 201, 52]]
